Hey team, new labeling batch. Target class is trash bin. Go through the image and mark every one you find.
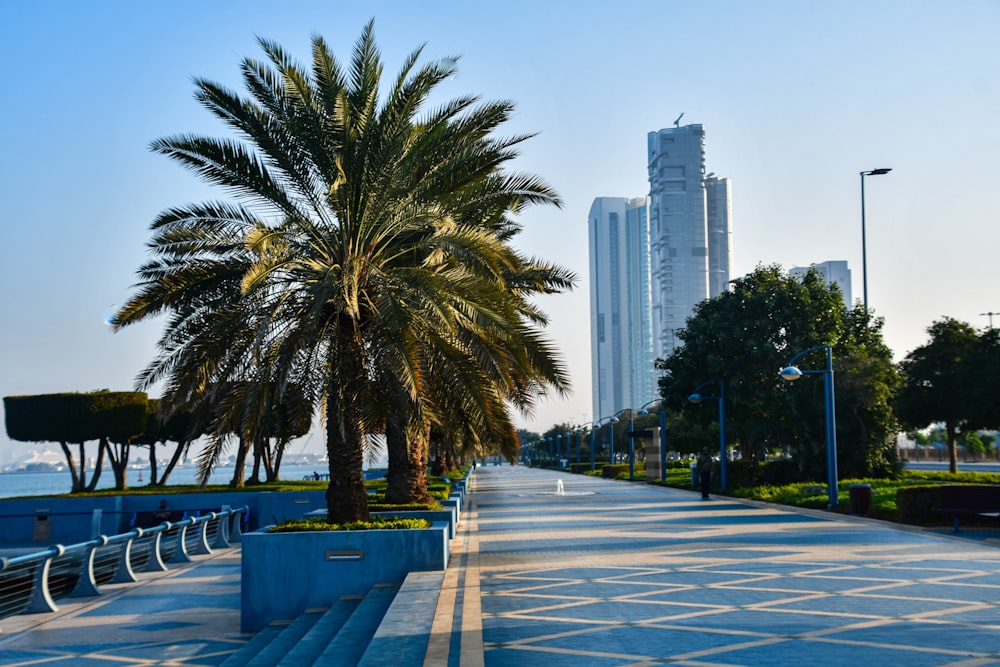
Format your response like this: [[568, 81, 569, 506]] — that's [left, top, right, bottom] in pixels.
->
[[849, 483, 872, 515]]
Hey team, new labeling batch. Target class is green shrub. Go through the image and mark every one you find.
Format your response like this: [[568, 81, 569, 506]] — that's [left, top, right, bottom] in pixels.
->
[[368, 501, 442, 511], [569, 463, 593, 474], [602, 464, 630, 479], [895, 486, 942, 524], [269, 517, 431, 532], [761, 459, 810, 485]]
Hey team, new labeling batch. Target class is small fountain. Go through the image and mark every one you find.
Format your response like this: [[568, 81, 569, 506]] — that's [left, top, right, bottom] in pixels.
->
[[556, 479, 565, 495]]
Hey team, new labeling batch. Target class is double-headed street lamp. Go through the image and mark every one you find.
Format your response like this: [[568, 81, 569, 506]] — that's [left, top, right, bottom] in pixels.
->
[[860, 168, 891, 312], [688, 380, 727, 491], [780, 344, 838, 510], [637, 399, 668, 482]]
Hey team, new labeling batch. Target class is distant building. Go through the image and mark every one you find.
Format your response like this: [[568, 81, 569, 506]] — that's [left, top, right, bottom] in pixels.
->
[[789, 260, 853, 308], [647, 124, 732, 360], [589, 121, 732, 420], [588, 196, 657, 422]]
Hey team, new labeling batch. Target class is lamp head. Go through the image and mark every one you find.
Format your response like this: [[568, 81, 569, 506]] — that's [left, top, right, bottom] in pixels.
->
[[610, 417, 620, 424], [637, 409, 649, 415], [688, 393, 703, 404], [863, 167, 892, 176], [779, 365, 803, 381]]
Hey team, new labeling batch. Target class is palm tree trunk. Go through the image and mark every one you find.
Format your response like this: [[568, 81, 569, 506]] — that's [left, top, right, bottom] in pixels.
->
[[230, 435, 248, 487], [325, 353, 369, 523], [385, 413, 432, 505]]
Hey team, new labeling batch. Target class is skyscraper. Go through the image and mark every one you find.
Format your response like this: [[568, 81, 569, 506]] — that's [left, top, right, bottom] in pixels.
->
[[588, 121, 732, 421], [789, 260, 853, 308], [589, 197, 656, 422], [647, 123, 732, 359]]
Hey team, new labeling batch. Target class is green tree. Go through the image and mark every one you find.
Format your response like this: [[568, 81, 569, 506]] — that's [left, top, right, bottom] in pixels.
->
[[4, 391, 147, 492], [896, 318, 999, 473], [113, 24, 568, 522], [656, 264, 899, 480]]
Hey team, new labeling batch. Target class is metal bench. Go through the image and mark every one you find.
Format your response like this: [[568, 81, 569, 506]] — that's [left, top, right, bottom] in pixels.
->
[[932, 485, 1000, 531]]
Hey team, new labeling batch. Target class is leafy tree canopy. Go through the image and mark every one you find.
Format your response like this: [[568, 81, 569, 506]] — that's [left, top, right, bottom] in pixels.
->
[[896, 318, 1000, 472], [656, 264, 900, 479]]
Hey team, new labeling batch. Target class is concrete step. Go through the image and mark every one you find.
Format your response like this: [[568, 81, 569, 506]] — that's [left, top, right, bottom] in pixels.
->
[[244, 607, 325, 667], [312, 583, 399, 667], [218, 623, 284, 667], [358, 571, 445, 666], [275, 596, 362, 667]]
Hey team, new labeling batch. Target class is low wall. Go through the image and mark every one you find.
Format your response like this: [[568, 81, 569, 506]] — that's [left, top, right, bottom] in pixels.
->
[[240, 522, 449, 632], [0, 490, 328, 545]]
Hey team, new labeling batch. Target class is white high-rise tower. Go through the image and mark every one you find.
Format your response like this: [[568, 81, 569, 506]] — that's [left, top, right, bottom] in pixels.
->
[[589, 197, 656, 421], [647, 123, 732, 359]]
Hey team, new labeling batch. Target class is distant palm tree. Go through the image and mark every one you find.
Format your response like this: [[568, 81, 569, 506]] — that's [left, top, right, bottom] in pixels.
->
[[114, 22, 571, 522]]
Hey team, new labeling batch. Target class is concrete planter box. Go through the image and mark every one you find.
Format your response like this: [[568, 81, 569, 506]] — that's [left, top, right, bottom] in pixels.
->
[[240, 522, 449, 632], [440, 499, 459, 526]]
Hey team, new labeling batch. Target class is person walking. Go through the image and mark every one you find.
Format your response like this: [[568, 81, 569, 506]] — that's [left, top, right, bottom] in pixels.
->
[[697, 447, 713, 499]]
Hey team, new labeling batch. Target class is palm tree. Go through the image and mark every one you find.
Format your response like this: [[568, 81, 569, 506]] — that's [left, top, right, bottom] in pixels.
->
[[113, 22, 571, 523]]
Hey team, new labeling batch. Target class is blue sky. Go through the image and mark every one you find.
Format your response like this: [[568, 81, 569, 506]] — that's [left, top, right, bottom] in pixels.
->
[[1, 1, 998, 461]]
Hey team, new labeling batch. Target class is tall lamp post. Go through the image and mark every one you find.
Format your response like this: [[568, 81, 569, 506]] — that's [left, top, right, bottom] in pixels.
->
[[688, 380, 727, 491], [638, 399, 668, 482], [593, 416, 618, 471], [607, 409, 631, 466], [623, 409, 635, 479], [780, 344, 838, 510], [860, 168, 891, 312]]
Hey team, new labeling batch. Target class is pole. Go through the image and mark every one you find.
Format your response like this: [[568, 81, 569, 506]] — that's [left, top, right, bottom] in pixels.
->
[[628, 410, 635, 479], [718, 381, 727, 492], [659, 406, 667, 482], [609, 423, 615, 466], [824, 347, 839, 510], [590, 428, 596, 472], [860, 171, 868, 312]]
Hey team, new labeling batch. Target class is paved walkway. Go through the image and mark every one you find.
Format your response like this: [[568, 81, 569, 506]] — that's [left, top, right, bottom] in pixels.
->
[[0, 548, 244, 666], [2, 467, 999, 666], [433, 466, 1000, 666]]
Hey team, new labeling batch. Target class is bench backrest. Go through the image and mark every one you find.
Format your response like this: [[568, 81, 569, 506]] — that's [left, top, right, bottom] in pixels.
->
[[937, 485, 1000, 509]]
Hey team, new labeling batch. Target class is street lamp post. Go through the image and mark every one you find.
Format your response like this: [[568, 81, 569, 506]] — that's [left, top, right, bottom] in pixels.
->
[[780, 344, 839, 510], [638, 399, 668, 482], [593, 415, 619, 471], [625, 409, 635, 479], [590, 424, 597, 472], [608, 416, 620, 465], [688, 380, 727, 491], [860, 168, 891, 312]]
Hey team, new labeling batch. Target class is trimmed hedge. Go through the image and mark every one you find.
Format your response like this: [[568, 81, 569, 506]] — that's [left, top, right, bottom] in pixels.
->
[[895, 485, 940, 524], [5, 391, 147, 443], [602, 464, 630, 479]]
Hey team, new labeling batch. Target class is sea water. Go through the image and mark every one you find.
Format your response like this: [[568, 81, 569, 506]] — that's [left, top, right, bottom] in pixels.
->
[[0, 463, 377, 499]]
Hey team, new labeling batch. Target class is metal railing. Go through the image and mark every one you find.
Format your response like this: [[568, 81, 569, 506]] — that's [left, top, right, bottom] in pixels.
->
[[0, 506, 246, 620]]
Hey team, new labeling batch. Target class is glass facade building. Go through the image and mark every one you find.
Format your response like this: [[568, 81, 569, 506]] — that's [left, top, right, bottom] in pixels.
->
[[589, 197, 656, 421]]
